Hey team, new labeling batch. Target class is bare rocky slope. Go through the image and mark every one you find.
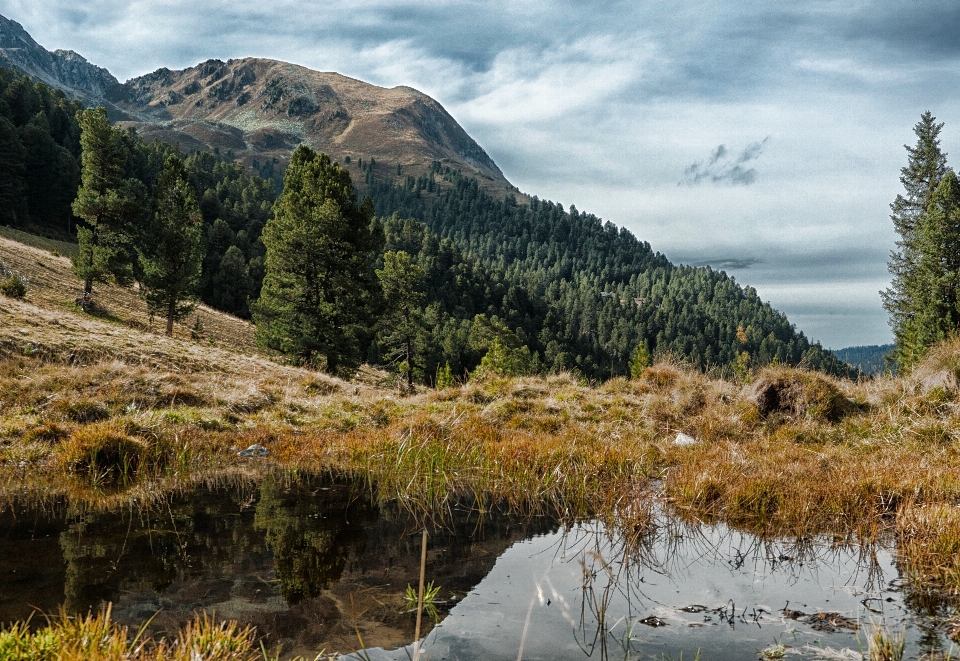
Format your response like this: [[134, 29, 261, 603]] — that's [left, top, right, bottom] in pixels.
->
[[0, 13, 512, 192]]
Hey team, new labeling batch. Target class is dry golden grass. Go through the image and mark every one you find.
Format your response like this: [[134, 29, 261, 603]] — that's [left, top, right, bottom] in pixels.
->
[[5, 229, 960, 601], [0, 607, 262, 661], [0, 232, 257, 350]]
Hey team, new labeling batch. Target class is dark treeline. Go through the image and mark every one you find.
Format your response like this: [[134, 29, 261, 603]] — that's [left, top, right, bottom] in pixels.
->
[[0, 66, 272, 319], [366, 164, 855, 379], [0, 67, 82, 234], [2, 65, 854, 381]]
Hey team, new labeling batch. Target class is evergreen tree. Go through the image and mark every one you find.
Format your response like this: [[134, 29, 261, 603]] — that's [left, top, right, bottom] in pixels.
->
[[376, 250, 425, 389], [253, 146, 383, 374], [897, 170, 960, 363], [0, 116, 26, 224], [628, 342, 650, 378], [71, 107, 145, 295], [883, 111, 949, 364], [136, 155, 204, 336], [212, 245, 252, 317]]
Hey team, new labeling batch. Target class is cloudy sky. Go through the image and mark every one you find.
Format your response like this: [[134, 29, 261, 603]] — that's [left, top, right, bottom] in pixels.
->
[[3, 0, 960, 348]]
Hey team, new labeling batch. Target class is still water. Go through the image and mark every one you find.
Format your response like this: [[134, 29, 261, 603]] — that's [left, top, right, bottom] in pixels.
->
[[0, 474, 954, 660]]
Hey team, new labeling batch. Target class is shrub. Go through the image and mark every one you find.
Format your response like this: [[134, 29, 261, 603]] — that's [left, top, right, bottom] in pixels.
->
[[628, 343, 651, 379], [436, 361, 455, 389], [0, 274, 26, 299], [746, 368, 849, 422]]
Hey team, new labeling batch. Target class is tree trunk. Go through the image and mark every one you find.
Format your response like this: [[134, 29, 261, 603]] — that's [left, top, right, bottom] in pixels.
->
[[166, 298, 175, 336], [404, 310, 413, 391], [83, 225, 98, 295]]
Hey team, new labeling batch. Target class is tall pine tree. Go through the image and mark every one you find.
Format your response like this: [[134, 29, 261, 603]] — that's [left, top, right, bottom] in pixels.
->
[[883, 112, 951, 367], [898, 171, 960, 362], [71, 107, 145, 295], [376, 250, 425, 389], [136, 155, 204, 336], [253, 147, 383, 374]]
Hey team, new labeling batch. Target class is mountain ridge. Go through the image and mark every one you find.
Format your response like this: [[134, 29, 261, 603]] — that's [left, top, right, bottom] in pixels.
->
[[0, 13, 513, 193]]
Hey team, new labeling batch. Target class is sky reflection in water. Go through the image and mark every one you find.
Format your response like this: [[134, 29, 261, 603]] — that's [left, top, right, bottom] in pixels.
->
[[0, 475, 953, 660]]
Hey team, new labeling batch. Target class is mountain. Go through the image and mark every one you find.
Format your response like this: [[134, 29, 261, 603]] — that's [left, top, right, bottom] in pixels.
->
[[831, 344, 895, 376], [0, 14, 510, 193], [0, 14, 122, 106], [0, 13, 855, 380]]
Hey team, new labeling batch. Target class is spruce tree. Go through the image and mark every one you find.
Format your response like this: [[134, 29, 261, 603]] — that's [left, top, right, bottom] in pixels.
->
[[882, 111, 949, 364], [897, 170, 960, 363], [253, 146, 383, 374], [376, 250, 425, 389], [136, 155, 204, 336], [71, 107, 145, 295]]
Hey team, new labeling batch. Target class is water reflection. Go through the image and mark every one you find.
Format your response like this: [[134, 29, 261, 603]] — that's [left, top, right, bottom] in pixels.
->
[[0, 476, 957, 660], [0, 473, 558, 657], [361, 512, 953, 661]]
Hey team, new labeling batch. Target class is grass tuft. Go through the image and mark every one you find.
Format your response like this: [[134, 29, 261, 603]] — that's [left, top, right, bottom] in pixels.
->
[[57, 423, 148, 476]]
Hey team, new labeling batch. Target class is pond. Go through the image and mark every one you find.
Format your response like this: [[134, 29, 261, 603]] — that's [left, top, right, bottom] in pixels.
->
[[0, 474, 955, 660]]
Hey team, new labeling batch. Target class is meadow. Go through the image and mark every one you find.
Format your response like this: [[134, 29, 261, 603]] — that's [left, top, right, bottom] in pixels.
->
[[3, 231, 960, 658]]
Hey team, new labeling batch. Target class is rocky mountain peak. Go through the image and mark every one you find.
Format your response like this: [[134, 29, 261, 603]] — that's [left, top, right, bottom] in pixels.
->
[[0, 14, 121, 104], [0, 13, 514, 194]]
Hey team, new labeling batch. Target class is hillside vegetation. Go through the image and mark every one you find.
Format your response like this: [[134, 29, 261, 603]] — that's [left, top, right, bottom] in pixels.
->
[[367, 168, 854, 379], [0, 64, 854, 384]]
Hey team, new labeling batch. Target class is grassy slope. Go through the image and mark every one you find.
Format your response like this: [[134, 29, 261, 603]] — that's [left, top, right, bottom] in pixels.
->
[[3, 230, 960, 653]]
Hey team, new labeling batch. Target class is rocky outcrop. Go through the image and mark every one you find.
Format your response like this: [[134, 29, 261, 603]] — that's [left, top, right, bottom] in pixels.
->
[[0, 15, 122, 106]]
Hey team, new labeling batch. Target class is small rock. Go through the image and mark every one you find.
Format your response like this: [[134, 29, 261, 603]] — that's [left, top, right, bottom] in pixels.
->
[[673, 432, 699, 447], [237, 444, 269, 458], [639, 615, 667, 627]]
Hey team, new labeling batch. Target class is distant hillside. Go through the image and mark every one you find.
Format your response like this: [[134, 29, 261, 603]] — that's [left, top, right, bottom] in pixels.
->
[[0, 13, 513, 195], [831, 344, 896, 376], [366, 169, 857, 379]]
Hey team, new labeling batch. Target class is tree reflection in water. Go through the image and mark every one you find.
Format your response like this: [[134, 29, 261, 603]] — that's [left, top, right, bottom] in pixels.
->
[[253, 474, 377, 605]]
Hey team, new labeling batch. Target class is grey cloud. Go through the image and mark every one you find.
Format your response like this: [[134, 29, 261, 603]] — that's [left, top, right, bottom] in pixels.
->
[[680, 137, 769, 186], [688, 257, 761, 271], [846, 1, 960, 58]]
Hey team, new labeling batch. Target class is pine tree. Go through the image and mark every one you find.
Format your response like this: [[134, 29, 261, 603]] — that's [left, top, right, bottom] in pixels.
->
[[628, 342, 650, 378], [253, 146, 383, 374], [136, 155, 204, 336], [71, 107, 145, 295], [897, 170, 960, 363], [376, 250, 425, 389], [883, 111, 949, 364]]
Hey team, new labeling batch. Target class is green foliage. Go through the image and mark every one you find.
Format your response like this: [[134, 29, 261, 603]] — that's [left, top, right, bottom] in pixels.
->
[[732, 351, 751, 383], [404, 581, 442, 622], [376, 250, 425, 388], [71, 107, 147, 294], [436, 362, 455, 389], [0, 274, 26, 299], [253, 146, 383, 374], [884, 113, 960, 368], [473, 337, 536, 379], [628, 342, 650, 378], [367, 166, 854, 380], [0, 66, 82, 235], [187, 151, 274, 317], [136, 155, 204, 336]]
